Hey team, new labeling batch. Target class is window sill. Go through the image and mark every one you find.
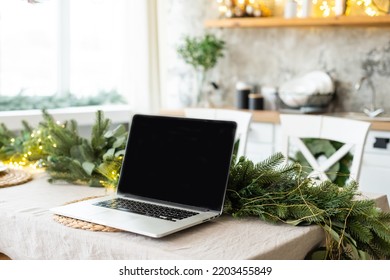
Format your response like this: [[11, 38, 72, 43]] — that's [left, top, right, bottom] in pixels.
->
[[0, 105, 132, 131]]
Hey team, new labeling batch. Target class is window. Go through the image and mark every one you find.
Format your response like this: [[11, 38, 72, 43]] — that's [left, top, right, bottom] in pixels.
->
[[0, 0, 57, 96], [68, 0, 127, 98], [0, 0, 157, 110]]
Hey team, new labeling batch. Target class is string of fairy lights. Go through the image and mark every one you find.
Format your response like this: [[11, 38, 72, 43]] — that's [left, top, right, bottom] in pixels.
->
[[215, 0, 389, 18], [1, 114, 126, 188], [2, 123, 62, 171]]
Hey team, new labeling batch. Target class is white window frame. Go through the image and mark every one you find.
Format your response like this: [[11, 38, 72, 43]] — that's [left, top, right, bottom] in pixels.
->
[[57, 0, 70, 96], [0, 0, 161, 130], [0, 0, 160, 115]]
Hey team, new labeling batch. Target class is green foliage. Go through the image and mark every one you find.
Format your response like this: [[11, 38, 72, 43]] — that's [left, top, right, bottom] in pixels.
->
[[0, 121, 34, 164], [1, 113, 389, 259], [227, 154, 390, 259], [0, 90, 126, 111], [293, 139, 353, 186], [41, 110, 127, 187], [177, 34, 225, 72], [1, 110, 127, 187]]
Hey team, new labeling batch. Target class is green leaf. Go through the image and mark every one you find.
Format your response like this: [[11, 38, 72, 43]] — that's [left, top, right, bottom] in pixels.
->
[[103, 148, 115, 161], [104, 124, 127, 138], [286, 219, 303, 226], [305, 247, 328, 260], [70, 144, 95, 162], [115, 149, 125, 157], [82, 161, 95, 176], [177, 34, 225, 71], [322, 224, 341, 243], [112, 135, 126, 149]]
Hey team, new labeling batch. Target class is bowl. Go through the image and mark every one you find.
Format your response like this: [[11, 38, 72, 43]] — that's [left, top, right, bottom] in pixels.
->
[[279, 92, 334, 108], [278, 71, 335, 108]]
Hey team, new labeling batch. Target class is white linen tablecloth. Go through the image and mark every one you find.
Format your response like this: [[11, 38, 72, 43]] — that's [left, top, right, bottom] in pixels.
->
[[0, 173, 388, 260]]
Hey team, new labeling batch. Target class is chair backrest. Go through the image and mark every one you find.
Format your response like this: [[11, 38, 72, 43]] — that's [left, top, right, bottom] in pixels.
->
[[279, 114, 371, 183], [184, 108, 252, 159]]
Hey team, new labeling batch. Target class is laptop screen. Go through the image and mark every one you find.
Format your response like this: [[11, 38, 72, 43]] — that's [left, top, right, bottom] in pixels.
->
[[117, 114, 237, 212]]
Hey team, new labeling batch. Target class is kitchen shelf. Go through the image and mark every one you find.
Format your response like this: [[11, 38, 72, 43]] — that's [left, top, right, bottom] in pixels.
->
[[204, 15, 390, 28]]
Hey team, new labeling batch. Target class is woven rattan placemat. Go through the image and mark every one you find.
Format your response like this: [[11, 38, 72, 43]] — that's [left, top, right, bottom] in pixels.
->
[[53, 196, 122, 232], [0, 169, 32, 188]]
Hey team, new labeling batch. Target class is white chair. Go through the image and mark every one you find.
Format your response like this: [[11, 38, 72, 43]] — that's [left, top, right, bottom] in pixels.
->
[[279, 114, 371, 183], [184, 108, 252, 159]]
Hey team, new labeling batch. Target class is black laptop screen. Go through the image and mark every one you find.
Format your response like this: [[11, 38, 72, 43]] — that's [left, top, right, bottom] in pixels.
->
[[117, 114, 237, 212]]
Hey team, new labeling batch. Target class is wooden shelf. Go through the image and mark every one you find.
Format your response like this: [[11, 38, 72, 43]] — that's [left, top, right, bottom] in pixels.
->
[[204, 15, 390, 28]]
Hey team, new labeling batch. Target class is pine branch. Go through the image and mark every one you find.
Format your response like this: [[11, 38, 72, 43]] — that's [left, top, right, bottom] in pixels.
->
[[227, 153, 390, 259], [91, 110, 111, 153]]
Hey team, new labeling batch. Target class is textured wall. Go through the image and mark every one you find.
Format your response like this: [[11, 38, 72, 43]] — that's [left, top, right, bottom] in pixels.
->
[[161, 0, 390, 114]]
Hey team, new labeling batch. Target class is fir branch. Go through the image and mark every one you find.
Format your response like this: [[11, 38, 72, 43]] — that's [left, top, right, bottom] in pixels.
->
[[227, 154, 390, 259], [254, 152, 285, 173], [91, 110, 111, 153]]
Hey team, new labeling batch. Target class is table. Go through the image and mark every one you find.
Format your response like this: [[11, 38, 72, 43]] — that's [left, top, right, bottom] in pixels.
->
[[0, 173, 388, 260]]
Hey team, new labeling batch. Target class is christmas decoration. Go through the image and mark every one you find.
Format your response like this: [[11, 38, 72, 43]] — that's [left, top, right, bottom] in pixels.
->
[[1, 113, 389, 259], [0, 121, 37, 168], [226, 154, 390, 259], [0, 90, 126, 111], [0, 110, 127, 187], [216, 0, 274, 18]]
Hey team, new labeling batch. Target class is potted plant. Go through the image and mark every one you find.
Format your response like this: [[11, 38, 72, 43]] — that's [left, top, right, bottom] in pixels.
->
[[177, 33, 225, 107]]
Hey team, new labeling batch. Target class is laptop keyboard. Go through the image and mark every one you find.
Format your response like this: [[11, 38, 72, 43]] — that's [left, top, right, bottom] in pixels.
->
[[94, 198, 199, 222]]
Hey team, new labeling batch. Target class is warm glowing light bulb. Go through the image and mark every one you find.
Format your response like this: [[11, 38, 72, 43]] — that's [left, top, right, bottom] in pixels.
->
[[365, 7, 376, 16], [218, 5, 227, 13]]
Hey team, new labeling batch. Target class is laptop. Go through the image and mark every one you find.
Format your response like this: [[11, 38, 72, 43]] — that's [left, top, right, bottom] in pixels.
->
[[51, 114, 237, 238]]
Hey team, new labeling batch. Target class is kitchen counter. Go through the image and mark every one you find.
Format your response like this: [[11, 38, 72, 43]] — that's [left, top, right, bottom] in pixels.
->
[[160, 109, 390, 132]]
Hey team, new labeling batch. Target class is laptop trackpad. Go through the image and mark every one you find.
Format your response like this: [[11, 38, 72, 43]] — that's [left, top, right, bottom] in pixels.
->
[[90, 210, 143, 226], [52, 203, 107, 219], [89, 210, 173, 236]]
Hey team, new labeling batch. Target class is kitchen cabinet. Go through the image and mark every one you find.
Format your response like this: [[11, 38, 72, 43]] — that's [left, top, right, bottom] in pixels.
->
[[359, 130, 390, 197], [246, 122, 277, 163], [204, 15, 390, 28], [246, 122, 390, 200]]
